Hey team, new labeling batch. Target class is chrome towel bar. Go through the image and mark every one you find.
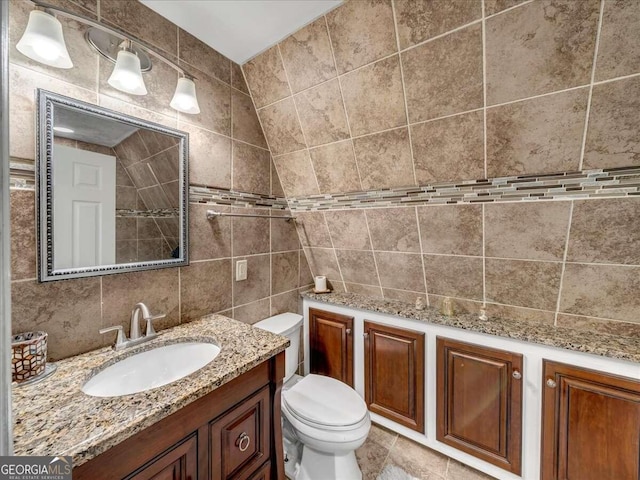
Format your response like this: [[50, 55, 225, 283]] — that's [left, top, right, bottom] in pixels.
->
[[206, 209, 296, 222]]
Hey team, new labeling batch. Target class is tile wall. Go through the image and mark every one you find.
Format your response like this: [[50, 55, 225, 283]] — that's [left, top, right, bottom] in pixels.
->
[[8, 0, 311, 361], [242, 0, 640, 334]]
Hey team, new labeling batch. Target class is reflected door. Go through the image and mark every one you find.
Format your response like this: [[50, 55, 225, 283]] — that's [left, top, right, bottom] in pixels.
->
[[53, 144, 116, 269]]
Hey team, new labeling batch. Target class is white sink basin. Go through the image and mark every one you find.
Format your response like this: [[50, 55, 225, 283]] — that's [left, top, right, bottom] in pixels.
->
[[82, 342, 221, 397]]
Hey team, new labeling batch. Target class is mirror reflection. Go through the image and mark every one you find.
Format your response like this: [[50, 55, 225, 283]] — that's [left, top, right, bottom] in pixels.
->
[[39, 90, 188, 281]]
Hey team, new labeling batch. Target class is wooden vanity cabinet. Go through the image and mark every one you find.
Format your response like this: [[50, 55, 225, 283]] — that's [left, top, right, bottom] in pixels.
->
[[541, 360, 640, 480], [309, 308, 354, 387], [436, 338, 523, 475], [364, 321, 425, 432], [74, 352, 285, 480]]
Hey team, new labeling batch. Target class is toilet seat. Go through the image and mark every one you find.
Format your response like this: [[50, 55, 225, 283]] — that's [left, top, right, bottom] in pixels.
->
[[282, 374, 368, 430]]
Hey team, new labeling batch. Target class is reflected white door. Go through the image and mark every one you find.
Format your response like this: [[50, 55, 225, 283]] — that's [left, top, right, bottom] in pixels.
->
[[53, 144, 116, 269]]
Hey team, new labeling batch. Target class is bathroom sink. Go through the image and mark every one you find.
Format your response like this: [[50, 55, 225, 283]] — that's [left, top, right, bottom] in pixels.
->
[[82, 342, 221, 397]]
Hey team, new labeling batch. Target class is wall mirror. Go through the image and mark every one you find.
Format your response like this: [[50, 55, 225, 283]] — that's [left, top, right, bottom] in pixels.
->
[[37, 89, 189, 282]]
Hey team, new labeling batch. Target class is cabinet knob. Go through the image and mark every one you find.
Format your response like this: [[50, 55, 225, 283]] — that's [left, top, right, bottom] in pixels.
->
[[363, 332, 369, 338], [546, 378, 557, 388], [346, 328, 351, 335], [237, 432, 251, 452], [512, 370, 522, 380]]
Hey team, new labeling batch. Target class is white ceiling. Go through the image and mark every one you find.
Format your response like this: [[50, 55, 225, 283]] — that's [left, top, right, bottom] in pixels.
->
[[140, 0, 343, 65]]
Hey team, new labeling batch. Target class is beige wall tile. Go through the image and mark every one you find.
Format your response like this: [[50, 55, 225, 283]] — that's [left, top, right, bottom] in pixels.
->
[[232, 62, 249, 94], [271, 160, 285, 197], [484, 0, 529, 16], [325, 210, 371, 250], [299, 252, 314, 287], [486, 0, 599, 105], [567, 198, 640, 265], [353, 128, 415, 190], [294, 79, 349, 146], [403, 24, 483, 122], [180, 259, 232, 322], [595, 0, 640, 81], [556, 313, 640, 337], [102, 268, 180, 334], [189, 204, 231, 260], [485, 202, 572, 261], [424, 254, 484, 300], [11, 278, 102, 361], [271, 289, 302, 316], [486, 258, 562, 310], [366, 207, 421, 253], [583, 76, 640, 169], [233, 254, 270, 305], [295, 212, 333, 247], [232, 208, 270, 256], [411, 110, 484, 184], [341, 56, 406, 136], [336, 250, 379, 286], [232, 142, 271, 195], [243, 46, 290, 108], [484, 303, 556, 325], [429, 294, 482, 315], [375, 252, 425, 292], [271, 213, 302, 253], [560, 263, 640, 323], [233, 298, 271, 324], [486, 88, 588, 177], [346, 283, 383, 298], [180, 122, 231, 189], [259, 98, 307, 156], [304, 247, 342, 280], [394, 0, 481, 50], [98, 94, 177, 129], [383, 288, 426, 305], [309, 140, 362, 194], [326, 0, 397, 74], [178, 29, 230, 83], [279, 17, 337, 93], [417, 204, 483, 256], [272, 251, 300, 294], [273, 150, 319, 197], [10, 189, 36, 281], [231, 90, 268, 149]]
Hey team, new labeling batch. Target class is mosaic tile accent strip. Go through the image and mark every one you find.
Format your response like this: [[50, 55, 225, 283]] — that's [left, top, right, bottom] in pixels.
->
[[116, 208, 179, 218], [189, 185, 289, 210], [287, 167, 640, 211]]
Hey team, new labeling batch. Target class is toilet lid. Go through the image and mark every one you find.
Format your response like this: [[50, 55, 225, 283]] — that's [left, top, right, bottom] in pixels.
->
[[283, 374, 368, 427]]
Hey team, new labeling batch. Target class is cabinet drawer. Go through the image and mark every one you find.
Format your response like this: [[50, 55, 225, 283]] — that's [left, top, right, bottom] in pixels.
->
[[210, 386, 271, 480]]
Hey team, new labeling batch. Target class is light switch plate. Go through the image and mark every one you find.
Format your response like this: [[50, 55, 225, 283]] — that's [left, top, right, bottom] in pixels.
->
[[236, 259, 247, 281]]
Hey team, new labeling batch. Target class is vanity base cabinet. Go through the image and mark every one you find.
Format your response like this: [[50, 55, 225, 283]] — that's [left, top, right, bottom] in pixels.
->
[[309, 308, 354, 387], [436, 338, 523, 475], [73, 353, 285, 480], [541, 360, 640, 480], [364, 321, 425, 433]]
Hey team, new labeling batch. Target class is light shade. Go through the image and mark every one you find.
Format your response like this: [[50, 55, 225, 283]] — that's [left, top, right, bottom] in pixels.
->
[[108, 49, 147, 95], [170, 77, 200, 114], [16, 10, 73, 69]]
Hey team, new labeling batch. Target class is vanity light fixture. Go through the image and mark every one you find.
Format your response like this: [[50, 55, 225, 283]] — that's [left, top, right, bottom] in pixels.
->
[[16, 9, 73, 69], [108, 41, 148, 96], [170, 76, 200, 114], [17, 1, 201, 114]]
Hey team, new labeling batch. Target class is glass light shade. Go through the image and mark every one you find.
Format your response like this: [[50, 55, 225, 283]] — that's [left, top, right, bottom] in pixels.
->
[[16, 10, 73, 69], [108, 49, 147, 95], [170, 77, 200, 114]]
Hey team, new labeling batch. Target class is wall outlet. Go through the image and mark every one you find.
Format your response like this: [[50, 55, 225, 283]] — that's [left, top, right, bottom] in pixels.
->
[[236, 259, 248, 281]]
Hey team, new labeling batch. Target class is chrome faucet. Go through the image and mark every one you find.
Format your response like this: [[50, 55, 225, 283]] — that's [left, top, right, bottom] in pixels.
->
[[100, 302, 166, 350]]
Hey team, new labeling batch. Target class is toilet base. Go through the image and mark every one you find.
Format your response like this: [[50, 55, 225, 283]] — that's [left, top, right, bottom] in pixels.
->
[[296, 446, 362, 480]]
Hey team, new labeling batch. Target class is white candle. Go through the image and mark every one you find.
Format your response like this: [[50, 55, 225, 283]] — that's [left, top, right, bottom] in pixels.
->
[[315, 276, 327, 291]]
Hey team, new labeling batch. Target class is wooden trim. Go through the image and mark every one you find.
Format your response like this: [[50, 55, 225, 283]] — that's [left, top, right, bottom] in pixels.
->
[[270, 352, 286, 480], [436, 337, 522, 475]]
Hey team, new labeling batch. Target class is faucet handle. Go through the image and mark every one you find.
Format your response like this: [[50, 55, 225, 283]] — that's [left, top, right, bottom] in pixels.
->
[[100, 325, 127, 347], [145, 313, 166, 336]]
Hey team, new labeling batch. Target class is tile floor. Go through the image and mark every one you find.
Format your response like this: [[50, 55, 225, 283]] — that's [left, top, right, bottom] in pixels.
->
[[356, 424, 496, 480]]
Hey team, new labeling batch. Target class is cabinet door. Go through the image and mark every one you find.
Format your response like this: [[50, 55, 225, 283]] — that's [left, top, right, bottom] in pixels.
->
[[210, 386, 271, 480], [247, 462, 270, 480], [541, 361, 640, 480], [364, 321, 425, 432], [309, 308, 354, 386], [436, 338, 523, 475], [126, 434, 198, 480]]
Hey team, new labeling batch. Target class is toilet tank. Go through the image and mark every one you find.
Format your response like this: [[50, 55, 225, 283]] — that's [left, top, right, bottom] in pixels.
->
[[254, 313, 303, 382]]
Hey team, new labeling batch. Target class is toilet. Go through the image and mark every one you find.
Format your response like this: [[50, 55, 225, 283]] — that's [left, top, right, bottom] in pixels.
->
[[254, 313, 370, 480]]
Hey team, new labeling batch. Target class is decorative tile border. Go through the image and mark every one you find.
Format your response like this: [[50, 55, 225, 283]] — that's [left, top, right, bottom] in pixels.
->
[[116, 208, 178, 218], [189, 185, 289, 210], [287, 167, 640, 212]]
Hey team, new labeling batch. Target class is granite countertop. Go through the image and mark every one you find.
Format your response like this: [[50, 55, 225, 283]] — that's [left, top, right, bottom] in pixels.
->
[[12, 315, 289, 466], [303, 292, 640, 363]]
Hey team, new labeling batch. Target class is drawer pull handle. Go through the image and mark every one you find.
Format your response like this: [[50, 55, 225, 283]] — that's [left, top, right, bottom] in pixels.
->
[[546, 378, 557, 388], [512, 370, 522, 380], [237, 432, 251, 452]]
